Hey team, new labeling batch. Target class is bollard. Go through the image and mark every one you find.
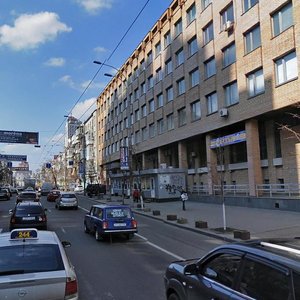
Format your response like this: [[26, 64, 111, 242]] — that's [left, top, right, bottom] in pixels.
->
[[195, 220, 208, 229], [152, 210, 161, 216], [233, 229, 251, 240], [167, 214, 177, 221]]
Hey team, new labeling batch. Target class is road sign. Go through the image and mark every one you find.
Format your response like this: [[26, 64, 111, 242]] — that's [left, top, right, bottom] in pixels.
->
[[120, 146, 129, 170]]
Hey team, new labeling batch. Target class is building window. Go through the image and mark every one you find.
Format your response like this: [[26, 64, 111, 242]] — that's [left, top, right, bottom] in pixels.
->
[[272, 2, 293, 37], [245, 25, 261, 54], [175, 18, 183, 36], [167, 113, 174, 130], [155, 41, 161, 57], [156, 67, 163, 83], [125, 117, 128, 128], [157, 93, 164, 108], [149, 98, 155, 112], [134, 109, 140, 122], [149, 123, 155, 138], [247, 68, 265, 97], [142, 127, 148, 141], [140, 59, 145, 71], [141, 104, 147, 117], [148, 75, 154, 89], [130, 113, 133, 125], [275, 51, 298, 85], [176, 48, 184, 67], [135, 130, 140, 144], [221, 3, 234, 30], [203, 22, 214, 45], [141, 82, 146, 95], [187, 3, 196, 25], [188, 36, 198, 56], [178, 107, 187, 127], [157, 118, 164, 134], [223, 43, 236, 67], [202, 0, 211, 10], [166, 86, 174, 102], [177, 78, 186, 95], [164, 31, 171, 48], [134, 88, 139, 101], [190, 68, 200, 88], [165, 58, 173, 75], [224, 81, 239, 106], [191, 100, 201, 121], [206, 92, 218, 114], [243, 0, 258, 12], [147, 50, 153, 65], [204, 56, 216, 78]]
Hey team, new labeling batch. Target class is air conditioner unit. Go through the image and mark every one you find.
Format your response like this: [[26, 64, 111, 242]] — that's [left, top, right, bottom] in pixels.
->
[[224, 20, 234, 32], [219, 108, 229, 118]]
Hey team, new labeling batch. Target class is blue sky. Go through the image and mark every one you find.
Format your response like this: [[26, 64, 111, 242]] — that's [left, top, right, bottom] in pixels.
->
[[0, 0, 171, 172]]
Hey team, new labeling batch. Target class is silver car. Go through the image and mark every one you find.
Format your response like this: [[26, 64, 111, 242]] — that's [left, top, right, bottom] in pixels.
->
[[0, 228, 78, 300], [56, 192, 78, 210]]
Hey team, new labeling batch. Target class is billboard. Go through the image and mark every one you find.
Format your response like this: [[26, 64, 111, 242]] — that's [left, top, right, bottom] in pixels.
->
[[0, 130, 39, 145], [210, 130, 246, 149], [120, 146, 129, 170], [0, 154, 27, 161]]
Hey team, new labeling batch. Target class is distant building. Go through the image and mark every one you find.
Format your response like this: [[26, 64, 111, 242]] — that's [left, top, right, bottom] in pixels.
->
[[65, 116, 81, 147]]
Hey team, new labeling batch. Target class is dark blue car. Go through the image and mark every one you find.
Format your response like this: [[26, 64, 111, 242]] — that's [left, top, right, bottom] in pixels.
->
[[84, 204, 138, 241]]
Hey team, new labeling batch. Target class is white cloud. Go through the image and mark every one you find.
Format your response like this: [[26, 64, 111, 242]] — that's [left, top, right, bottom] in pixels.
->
[[94, 46, 107, 53], [76, 0, 114, 14], [0, 12, 72, 50], [80, 80, 105, 90], [71, 98, 97, 120], [44, 57, 66, 67], [59, 75, 76, 89]]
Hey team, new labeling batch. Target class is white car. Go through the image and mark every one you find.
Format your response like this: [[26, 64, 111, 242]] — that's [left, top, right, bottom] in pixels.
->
[[0, 228, 78, 300], [74, 185, 84, 194], [56, 192, 78, 210]]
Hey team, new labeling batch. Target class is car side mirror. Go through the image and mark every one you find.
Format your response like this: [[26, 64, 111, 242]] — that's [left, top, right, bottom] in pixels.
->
[[62, 241, 71, 248], [204, 267, 217, 279], [184, 263, 199, 275]]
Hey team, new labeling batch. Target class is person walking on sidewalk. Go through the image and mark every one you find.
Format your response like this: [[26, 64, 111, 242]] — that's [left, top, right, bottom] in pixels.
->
[[180, 190, 188, 211]]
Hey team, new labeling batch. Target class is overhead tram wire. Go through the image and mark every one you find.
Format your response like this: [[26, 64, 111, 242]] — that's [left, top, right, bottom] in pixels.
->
[[38, 0, 152, 167]]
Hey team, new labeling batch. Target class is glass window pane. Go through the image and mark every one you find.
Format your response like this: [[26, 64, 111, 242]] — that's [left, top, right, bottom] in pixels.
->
[[285, 52, 297, 81]]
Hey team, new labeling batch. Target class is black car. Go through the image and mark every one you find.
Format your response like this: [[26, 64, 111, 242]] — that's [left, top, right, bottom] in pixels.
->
[[9, 202, 47, 231], [164, 239, 300, 300], [86, 184, 106, 197]]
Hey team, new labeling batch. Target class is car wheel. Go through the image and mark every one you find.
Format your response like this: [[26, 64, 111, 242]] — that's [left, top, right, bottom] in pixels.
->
[[168, 293, 180, 300], [95, 229, 101, 241]]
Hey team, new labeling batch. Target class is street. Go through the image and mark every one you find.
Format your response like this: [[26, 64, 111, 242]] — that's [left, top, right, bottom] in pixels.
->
[[0, 195, 225, 300]]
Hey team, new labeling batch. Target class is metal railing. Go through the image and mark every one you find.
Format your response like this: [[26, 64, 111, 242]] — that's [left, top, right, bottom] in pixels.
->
[[188, 185, 209, 195], [256, 184, 300, 198], [213, 184, 250, 196]]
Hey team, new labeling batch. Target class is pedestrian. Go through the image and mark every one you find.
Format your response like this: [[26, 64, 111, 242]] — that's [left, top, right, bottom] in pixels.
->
[[180, 190, 188, 211], [133, 189, 140, 202]]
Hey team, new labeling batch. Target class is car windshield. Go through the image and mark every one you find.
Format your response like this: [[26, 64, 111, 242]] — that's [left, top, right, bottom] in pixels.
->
[[15, 206, 44, 216], [62, 194, 76, 198], [106, 208, 131, 219], [19, 193, 36, 199], [0, 244, 64, 275]]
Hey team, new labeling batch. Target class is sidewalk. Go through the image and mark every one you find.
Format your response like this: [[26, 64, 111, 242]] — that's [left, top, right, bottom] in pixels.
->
[[94, 194, 300, 242]]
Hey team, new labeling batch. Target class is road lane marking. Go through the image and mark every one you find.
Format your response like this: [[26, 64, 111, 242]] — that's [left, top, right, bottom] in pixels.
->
[[78, 206, 184, 260], [135, 233, 184, 260]]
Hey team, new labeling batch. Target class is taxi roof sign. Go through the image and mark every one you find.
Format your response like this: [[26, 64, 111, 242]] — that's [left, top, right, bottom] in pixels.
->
[[10, 228, 38, 240]]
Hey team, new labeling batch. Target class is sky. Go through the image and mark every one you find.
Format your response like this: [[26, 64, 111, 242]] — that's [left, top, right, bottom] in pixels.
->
[[0, 0, 171, 172]]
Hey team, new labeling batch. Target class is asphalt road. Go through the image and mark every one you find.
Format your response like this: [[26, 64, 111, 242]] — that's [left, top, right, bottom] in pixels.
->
[[0, 195, 225, 300]]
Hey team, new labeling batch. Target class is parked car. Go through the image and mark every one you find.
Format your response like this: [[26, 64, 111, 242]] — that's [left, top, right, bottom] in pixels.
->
[[164, 238, 300, 300], [0, 188, 10, 200], [0, 228, 78, 300], [9, 187, 19, 194], [16, 191, 39, 203], [86, 184, 106, 197], [84, 204, 137, 241], [9, 202, 47, 230], [47, 189, 61, 202], [74, 185, 84, 194], [55, 192, 78, 210]]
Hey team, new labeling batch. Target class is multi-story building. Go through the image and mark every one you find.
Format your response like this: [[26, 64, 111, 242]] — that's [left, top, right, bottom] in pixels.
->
[[96, 0, 300, 198]]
